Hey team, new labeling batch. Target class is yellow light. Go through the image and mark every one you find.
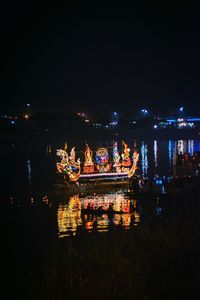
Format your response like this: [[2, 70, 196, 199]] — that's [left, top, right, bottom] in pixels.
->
[[24, 114, 29, 119]]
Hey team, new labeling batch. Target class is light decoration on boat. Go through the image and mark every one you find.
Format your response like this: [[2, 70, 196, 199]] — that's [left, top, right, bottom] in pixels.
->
[[56, 143, 81, 182], [95, 147, 112, 173], [56, 140, 139, 183], [69, 147, 76, 164], [80, 172, 129, 178], [121, 140, 131, 171], [113, 141, 121, 172], [83, 144, 94, 173]]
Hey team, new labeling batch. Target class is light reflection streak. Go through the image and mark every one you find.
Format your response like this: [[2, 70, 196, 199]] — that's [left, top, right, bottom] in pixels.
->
[[154, 140, 158, 169], [57, 195, 82, 238], [26, 158, 32, 184], [168, 140, 177, 172], [177, 140, 184, 154], [141, 142, 148, 177], [188, 140, 194, 156]]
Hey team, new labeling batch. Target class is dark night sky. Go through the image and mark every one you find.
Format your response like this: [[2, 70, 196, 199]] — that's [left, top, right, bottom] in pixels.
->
[[1, 1, 200, 115]]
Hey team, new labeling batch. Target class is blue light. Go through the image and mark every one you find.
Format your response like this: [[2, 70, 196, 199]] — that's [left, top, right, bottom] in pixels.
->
[[11, 121, 15, 125], [179, 107, 184, 112], [167, 119, 176, 123], [187, 118, 200, 122], [141, 109, 148, 114]]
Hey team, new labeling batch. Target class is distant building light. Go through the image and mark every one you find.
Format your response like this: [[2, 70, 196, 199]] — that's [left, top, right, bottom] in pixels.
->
[[27, 103, 30, 107], [179, 107, 184, 112], [85, 119, 89, 123], [177, 122, 195, 128], [153, 124, 158, 129], [187, 118, 200, 122], [11, 121, 15, 124], [167, 119, 176, 123], [24, 114, 29, 119], [110, 121, 118, 126], [141, 109, 148, 114], [188, 122, 195, 127]]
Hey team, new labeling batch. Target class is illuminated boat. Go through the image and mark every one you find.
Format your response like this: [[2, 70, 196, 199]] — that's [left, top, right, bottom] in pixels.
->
[[56, 141, 139, 186]]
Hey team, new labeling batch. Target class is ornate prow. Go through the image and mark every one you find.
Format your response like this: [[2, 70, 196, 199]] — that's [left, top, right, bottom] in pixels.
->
[[56, 143, 81, 182]]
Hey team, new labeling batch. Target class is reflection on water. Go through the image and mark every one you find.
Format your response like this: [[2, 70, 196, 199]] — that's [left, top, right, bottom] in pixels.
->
[[154, 140, 158, 170], [177, 140, 184, 154], [26, 157, 32, 184], [18, 139, 200, 187], [188, 140, 194, 156], [139, 139, 200, 177], [57, 195, 82, 237], [175, 139, 200, 156], [57, 192, 141, 238], [168, 140, 173, 168], [141, 142, 148, 177]]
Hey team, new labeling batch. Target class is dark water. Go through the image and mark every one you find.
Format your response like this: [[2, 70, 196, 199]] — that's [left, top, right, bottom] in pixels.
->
[[1, 138, 200, 236], [1, 138, 200, 299]]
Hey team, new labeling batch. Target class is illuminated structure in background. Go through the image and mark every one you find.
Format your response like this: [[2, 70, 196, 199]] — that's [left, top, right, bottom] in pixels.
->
[[153, 117, 200, 129], [110, 111, 119, 126], [56, 141, 139, 184]]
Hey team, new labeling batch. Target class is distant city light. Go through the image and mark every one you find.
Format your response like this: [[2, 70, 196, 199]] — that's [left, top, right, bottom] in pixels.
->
[[77, 112, 85, 117], [179, 107, 184, 112], [110, 121, 118, 126], [188, 118, 200, 122], [27, 103, 30, 107], [24, 114, 29, 119], [154, 124, 158, 129], [141, 109, 148, 114], [11, 121, 15, 124]]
